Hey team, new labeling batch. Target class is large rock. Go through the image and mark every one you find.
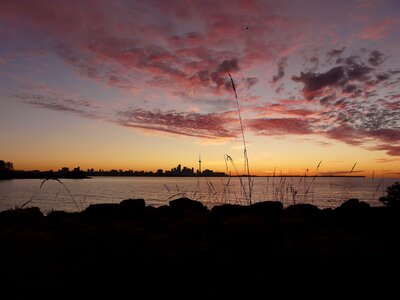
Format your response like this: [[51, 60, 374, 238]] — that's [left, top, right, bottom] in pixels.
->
[[334, 198, 371, 224], [250, 201, 283, 217], [282, 204, 321, 225], [336, 198, 370, 212], [46, 210, 78, 226], [120, 198, 146, 210], [169, 197, 207, 212], [0, 207, 44, 228], [82, 203, 121, 220], [284, 203, 320, 217], [211, 204, 248, 219]]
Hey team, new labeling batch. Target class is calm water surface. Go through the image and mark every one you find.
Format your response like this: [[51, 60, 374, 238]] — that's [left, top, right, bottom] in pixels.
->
[[0, 176, 398, 213]]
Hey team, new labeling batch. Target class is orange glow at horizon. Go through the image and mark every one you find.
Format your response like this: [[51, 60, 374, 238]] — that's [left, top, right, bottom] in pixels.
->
[[5, 129, 399, 178]]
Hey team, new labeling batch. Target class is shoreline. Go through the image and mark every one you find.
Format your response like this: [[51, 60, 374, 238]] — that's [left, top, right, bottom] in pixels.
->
[[1, 174, 367, 180]]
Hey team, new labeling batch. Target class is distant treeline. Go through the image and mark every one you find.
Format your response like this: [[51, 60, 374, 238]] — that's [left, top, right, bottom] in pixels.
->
[[0, 160, 15, 179], [0, 169, 87, 180]]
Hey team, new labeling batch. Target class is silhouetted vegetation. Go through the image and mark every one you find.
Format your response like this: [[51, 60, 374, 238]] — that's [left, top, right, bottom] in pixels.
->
[[0, 160, 13, 170], [0, 160, 14, 179], [379, 182, 400, 208], [229, 73, 252, 205]]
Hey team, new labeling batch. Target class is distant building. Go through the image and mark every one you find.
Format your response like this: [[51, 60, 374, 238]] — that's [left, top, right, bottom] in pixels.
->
[[170, 164, 195, 176], [198, 155, 202, 174]]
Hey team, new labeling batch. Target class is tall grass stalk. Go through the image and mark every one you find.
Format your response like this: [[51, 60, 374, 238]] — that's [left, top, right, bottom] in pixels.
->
[[372, 169, 385, 202], [305, 160, 322, 204], [338, 162, 357, 205], [228, 73, 252, 205], [225, 154, 248, 205]]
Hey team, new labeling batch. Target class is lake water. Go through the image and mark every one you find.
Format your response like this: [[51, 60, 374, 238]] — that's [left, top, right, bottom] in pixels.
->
[[0, 176, 398, 213]]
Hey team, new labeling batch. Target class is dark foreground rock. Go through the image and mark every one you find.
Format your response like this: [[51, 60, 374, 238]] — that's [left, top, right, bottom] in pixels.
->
[[0, 198, 399, 299]]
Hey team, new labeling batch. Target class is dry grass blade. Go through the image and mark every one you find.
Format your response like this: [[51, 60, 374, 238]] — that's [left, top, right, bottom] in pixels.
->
[[167, 192, 186, 200], [56, 179, 80, 210], [224, 154, 248, 201], [209, 180, 215, 191], [164, 184, 171, 192], [228, 73, 252, 205], [224, 154, 230, 174], [375, 179, 384, 192], [339, 162, 357, 204], [305, 160, 322, 201], [22, 178, 80, 210]]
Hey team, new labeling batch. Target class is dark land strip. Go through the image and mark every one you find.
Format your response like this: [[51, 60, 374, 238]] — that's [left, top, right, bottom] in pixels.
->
[[1, 198, 399, 298]]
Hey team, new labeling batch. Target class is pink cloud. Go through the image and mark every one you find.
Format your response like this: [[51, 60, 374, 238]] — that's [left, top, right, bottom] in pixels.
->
[[116, 108, 239, 139], [360, 19, 398, 40], [325, 125, 364, 146], [0, 0, 303, 97], [14, 92, 105, 120], [248, 118, 314, 135], [375, 158, 400, 163], [372, 145, 400, 156], [251, 103, 315, 117], [368, 129, 400, 145], [13, 90, 239, 140]]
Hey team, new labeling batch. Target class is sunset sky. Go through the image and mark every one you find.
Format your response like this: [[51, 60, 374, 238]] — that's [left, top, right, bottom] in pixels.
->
[[0, 0, 399, 177]]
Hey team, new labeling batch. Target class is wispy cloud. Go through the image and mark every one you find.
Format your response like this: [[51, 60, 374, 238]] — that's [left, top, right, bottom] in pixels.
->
[[247, 117, 314, 135], [116, 108, 238, 139], [272, 57, 288, 83], [14, 93, 104, 120], [360, 19, 399, 40], [0, 0, 299, 95], [375, 158, 400, 163], [287, 48, 400, 156], [14, 91, 240, 140]]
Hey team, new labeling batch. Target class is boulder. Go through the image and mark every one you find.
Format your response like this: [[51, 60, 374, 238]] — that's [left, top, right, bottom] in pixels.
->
[[83, 203, 121, 220], [169, 198, 206, 212], [120, 198, 146, 210], [211, 204, 248, 219], [0, 207, 44, 228], [250, 201, 283, 217]]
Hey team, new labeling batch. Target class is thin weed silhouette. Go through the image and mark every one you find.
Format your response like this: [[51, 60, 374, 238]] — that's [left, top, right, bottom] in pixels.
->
[[304, 160, 322, 204], [21, 178, 81, 210], [225, 154, 249, 205], [228, 73, 252, 205], [338, 162, 357, 205], [372, 170, 385, 202]]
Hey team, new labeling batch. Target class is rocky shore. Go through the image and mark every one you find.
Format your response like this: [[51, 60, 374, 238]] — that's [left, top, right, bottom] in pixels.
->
[[1, 198, 399, 298]]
